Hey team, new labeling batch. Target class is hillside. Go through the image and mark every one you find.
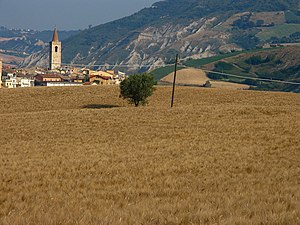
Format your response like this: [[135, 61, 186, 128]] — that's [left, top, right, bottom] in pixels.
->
[[159, 68, 249, 89], [151, 46, 300, 92], [202, 46, 300, 92], [0, 27, 79, 67], [0, 86, 299, 224], [20, 0, 300, 71]]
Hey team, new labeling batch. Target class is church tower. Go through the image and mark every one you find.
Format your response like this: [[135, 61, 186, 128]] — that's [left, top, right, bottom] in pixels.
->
[[49, 28, 61, 70]]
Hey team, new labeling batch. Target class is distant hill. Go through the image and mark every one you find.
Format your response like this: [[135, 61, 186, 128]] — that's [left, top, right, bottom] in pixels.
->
[[0, 27, 79, 66], [203, 46, 300, 93], [159, 68, 250, 90], [151, 46, 300, 92], [19, 0, 300, 71]]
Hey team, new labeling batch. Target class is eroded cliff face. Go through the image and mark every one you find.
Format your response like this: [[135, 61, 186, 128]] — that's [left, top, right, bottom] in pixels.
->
[[21, 48, 49, 68], [22, 16, 241, 72], [15, 0, 300, 71], [121, 17, 240, 72]]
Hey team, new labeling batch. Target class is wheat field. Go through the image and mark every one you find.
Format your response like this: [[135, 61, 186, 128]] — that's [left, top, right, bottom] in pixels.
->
[[160, 68, 249, 90], [0, 86, 299, 225]]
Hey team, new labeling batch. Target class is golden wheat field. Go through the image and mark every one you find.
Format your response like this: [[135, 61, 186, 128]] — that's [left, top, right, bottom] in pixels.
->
[[0, 86, 299, 225], [160, 68, 249, 90]]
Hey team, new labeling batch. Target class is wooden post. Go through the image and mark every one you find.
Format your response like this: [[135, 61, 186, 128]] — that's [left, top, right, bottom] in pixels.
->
[[171, 54, 179, 107]]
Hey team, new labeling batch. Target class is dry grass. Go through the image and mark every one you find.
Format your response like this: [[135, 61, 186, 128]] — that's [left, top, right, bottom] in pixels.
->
[[0, 86, 299, 225], [161, 68, 249, 90], [210, 81, 249, 90], [0, 53, 24, 66], [161, 68, 208, 85]]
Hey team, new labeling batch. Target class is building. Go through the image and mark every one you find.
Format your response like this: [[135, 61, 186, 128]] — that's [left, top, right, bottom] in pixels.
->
[[4, 73, 17, 88], [35, 73, 83, 86], [35, 74, 62, 86], [19, 76, 35, 87], [45, 82, 83, 87], [3, 73, 34, 88], [49, 28, 62, 70], [35, 74, 62, 83], [89, 75, 116, 85]]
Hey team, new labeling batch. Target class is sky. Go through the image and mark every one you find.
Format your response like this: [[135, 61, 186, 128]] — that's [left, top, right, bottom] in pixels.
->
[[0, 0, 158, 30]]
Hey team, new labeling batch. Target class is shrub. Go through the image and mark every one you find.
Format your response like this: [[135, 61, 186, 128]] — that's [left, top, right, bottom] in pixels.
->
[[203, 80, 212, 88], [119, 73, 156, 107], [215, 61, 234, 71], [245, 55, 265, 65], [244, 78, 258, 86], [207, 72, 224, 80]]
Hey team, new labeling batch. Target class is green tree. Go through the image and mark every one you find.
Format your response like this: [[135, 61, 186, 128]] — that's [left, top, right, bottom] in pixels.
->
[[120, 73, 156, 107]]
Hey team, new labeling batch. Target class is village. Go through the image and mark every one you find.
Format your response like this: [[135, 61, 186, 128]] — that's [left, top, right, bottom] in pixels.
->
[[0, 28, 127, 89]]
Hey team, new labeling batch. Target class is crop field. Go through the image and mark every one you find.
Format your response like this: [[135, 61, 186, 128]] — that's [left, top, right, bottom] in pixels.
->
[[257, 24, 300, 41], [160, 68, 249, 90], [150, 48, 282, 81], [0, 86, 299, 225]]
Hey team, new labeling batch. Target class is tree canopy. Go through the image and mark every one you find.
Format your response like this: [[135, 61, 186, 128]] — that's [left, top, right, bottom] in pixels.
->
[[119, 73, 156, 107]]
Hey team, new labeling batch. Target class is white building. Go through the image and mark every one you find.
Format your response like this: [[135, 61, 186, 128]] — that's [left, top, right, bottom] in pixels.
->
[[43, 82, 83, 87], [4, 73, 17, 88], [20, 77, 35, 87], [4, 73, 34, 88]]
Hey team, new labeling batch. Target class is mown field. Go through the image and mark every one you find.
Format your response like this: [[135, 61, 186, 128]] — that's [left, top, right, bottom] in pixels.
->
[[256, 24, 300, 41], [0, 86, 299, 225], [160, 68, 249, 90]]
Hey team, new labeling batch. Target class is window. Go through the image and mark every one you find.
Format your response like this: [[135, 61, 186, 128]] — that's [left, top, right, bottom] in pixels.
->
[[55, 46, 58, 52]]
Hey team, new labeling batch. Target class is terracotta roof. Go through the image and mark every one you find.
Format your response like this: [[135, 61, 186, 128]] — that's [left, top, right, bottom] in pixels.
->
[[52, 28, 59, 42], [37, 74, 61, 78], [83, 82, 92, 85], [100, 76, 110, 80]]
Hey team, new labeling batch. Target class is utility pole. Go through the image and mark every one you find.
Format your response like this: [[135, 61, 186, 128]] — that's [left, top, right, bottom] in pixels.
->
[[171, 54, 179, 107]]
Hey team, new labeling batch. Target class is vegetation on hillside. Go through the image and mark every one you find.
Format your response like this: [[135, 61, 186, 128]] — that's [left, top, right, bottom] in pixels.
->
[[257, 24, 300, 41], [285, 10, 300, 23], [150, 48, 282, 80], [62, 0, 300, 64], [0, 27, 79, 56], [205, 47, 300, 92], [150, 66, 184, 81], [152, 47, 299, 93]]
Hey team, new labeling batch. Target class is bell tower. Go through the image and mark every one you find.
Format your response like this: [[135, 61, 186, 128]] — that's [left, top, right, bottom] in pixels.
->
[[49, 28, 61, 70]]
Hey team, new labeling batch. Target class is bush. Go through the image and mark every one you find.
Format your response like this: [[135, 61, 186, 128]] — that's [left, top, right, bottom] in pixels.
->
[[245, 56, 265, 65], [207, 72, 224, 80], [215, 61, 234, 71], [203, 80, 212, 88], [244, 78, 258, 86], [119, 73, 156, 107]]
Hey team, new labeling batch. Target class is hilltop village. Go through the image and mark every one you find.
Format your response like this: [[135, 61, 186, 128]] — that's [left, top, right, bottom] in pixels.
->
[[0, 28, 126, 89]]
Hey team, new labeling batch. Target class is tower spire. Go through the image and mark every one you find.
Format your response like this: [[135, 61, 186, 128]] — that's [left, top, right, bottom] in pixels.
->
[[52, 27, 59, 42], [49, 27, 61, 70]]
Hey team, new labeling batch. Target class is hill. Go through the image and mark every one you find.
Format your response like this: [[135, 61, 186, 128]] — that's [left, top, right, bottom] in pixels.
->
[[151, 46, 300, 92], [20, 0, 300, 71], [159, 68, 249, 90], [201, 46, 300, 92], [0, 86, 299, 224], [0, 26, 79, 67]]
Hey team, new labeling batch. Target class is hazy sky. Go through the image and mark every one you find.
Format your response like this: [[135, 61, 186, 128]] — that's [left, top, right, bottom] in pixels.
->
[[0, 0, 158, 30]]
